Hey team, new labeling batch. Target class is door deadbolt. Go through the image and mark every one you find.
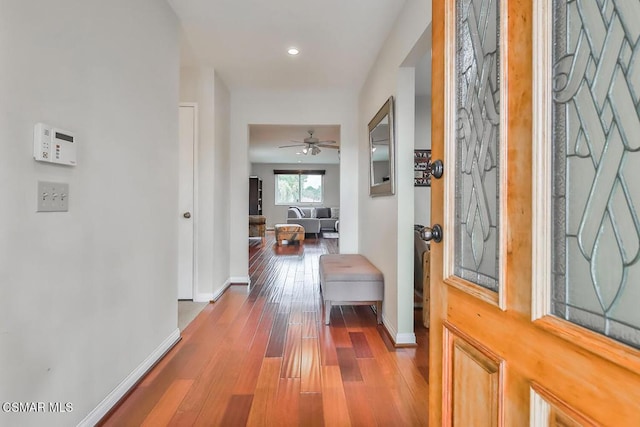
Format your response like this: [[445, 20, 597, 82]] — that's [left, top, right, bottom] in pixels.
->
[[183, 212, 191, 219], [430, 160, 444, 179]]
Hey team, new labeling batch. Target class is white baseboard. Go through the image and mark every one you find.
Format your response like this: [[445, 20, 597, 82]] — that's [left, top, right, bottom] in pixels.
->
[[395, 332, 417, 346], [210, 279, 232, 302], [78, 328, 181, 427], [229, 276, 251, 291], [196, 277, 250, 303], [194, 293, 214, 302], [382, 315, 417, 346], [382, 313, 396, 339]]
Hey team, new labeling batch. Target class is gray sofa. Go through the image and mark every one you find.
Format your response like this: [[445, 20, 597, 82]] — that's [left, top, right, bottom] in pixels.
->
[[287, 206, 339, 237]]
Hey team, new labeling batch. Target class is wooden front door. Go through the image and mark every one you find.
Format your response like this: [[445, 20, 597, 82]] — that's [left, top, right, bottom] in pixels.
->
[[429, 0, 640, 425]]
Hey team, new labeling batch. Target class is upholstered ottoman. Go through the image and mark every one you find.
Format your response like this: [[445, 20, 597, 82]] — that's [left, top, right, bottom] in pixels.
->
[[274, 224, 305, 246], [319, 254, 384, 325]]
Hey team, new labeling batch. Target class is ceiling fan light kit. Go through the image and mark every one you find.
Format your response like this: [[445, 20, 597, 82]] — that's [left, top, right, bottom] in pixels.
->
[[278, 130, 339, 156]]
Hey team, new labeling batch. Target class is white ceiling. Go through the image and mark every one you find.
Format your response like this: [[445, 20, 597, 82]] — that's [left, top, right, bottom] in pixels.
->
[[168, 0, 407, 92], [167, 0, 410, 165], [249, 125, 341, 165]]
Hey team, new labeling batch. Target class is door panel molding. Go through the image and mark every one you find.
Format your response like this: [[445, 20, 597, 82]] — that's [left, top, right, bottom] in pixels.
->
[[444, 322, 504, 427], [531, 0, 552, 322], [443, 0, 509, 310], [530, 383, 597, 427], [534, 316, 640, 378], [444, 276, 499, 306]]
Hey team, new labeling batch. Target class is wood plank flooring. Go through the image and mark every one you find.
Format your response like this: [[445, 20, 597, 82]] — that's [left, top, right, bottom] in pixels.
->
[[100, 232, 430, 426]]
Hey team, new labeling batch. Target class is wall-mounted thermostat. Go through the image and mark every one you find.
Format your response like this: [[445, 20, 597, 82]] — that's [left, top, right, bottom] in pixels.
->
[[33, 122, 77, 166]]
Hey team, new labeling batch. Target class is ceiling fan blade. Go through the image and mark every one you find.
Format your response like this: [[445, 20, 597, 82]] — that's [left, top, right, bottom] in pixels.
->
[[278, 143, 306, 148], [318, 144, 340, 149], [318, 140, 337, 144]]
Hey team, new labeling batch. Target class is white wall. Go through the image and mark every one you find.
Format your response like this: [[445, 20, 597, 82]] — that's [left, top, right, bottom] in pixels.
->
[[180, 67, 232, 300], [250, 163, 340, 228], [230, 90, 359, 281], [213, 73, 232, 295], [415, 94, 432, 226], [358, 0, 432, 344], [0, 1, 179, 426]]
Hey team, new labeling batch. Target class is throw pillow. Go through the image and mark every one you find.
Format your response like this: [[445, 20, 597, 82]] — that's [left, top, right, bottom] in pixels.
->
[[315, 207, 330, 218], [288, 207, 303, 218], [330, 207, 340, 219]]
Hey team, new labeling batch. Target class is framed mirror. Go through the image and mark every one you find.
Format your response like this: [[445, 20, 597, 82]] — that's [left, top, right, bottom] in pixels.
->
[[368, 96, 395, 196]]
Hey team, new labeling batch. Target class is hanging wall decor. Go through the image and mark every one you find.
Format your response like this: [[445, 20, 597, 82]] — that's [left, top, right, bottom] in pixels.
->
[[414, 149, 432, 187]]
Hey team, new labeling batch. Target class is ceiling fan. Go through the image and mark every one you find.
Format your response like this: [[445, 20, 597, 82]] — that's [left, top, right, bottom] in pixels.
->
[[278, 130, 339, 155]]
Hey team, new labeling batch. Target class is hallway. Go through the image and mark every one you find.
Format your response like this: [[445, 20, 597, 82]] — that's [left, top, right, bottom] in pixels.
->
[[101, 232, 429, 426]]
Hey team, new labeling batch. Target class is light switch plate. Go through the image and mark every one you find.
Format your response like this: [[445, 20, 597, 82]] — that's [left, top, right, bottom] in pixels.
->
[[37, 181, 69, 212]]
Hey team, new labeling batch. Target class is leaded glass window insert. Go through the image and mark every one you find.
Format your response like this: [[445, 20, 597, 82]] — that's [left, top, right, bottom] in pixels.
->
[[454, 0, 501, 292], [551, 0, 640, 348]]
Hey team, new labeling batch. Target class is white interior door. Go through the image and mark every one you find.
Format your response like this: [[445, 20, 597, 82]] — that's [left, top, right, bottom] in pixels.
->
[[178, 104, 196, 300]]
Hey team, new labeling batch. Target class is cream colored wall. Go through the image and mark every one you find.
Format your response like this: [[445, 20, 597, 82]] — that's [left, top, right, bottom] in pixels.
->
[[0, 1, 179, 425], [415, 93, 432, 227], [213, 72, 231, 295], [358, 0, 432, 344]]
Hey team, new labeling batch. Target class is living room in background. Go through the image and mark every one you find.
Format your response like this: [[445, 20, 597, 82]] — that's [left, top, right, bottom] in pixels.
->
[[274, 169, 325, 205]]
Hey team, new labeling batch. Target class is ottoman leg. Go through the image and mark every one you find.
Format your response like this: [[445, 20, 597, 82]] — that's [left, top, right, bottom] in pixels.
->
[[376, 301, 382, 324], [324, 301, 331, 325]]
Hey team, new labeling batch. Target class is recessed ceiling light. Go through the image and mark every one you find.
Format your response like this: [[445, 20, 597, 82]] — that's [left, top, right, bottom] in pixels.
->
[[288, 47, 299, 56]]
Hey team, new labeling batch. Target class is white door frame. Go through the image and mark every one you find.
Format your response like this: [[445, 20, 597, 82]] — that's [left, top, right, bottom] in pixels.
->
[[178, 102, 199, 300]]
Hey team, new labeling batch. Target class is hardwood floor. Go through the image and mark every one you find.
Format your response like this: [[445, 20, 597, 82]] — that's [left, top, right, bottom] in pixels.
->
[[101, 231, 430, 426]]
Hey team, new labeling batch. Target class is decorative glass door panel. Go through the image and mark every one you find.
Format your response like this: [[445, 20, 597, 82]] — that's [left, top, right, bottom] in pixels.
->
[[551, 0, 640, 348], [454, 0, 501, 292]]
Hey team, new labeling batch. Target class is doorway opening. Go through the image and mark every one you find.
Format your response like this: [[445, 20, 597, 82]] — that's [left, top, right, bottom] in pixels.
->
[[247, 124, 342, 246]]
